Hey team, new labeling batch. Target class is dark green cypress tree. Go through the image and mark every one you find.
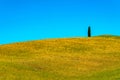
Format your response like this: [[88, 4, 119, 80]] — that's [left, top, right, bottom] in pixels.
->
[[88, 26, 91, 37]]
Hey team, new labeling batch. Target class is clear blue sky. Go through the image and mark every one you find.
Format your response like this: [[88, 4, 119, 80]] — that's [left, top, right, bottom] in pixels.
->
[[0, 0, 120, 44]]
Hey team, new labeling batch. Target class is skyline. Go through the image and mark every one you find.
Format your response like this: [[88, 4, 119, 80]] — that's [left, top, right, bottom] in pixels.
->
[[0, 0, 120, 44]]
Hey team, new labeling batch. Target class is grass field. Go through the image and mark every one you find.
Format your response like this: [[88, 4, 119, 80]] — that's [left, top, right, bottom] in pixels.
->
[[0, 35, 120, 80]]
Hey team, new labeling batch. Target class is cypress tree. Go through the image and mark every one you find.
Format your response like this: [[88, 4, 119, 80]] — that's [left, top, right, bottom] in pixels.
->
[[88, 26, 91, 37]]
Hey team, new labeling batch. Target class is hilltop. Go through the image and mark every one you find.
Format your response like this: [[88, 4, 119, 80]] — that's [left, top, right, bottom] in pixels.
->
[[0, 36, 120, 80], [96, 34, 120, 37]]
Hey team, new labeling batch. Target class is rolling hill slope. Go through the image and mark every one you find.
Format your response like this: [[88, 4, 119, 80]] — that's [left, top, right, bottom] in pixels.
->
[[0, 36, 120, 80]]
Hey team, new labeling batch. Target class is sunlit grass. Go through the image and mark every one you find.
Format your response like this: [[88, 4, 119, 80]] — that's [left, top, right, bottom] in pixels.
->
[[0, 36, 120, 80]]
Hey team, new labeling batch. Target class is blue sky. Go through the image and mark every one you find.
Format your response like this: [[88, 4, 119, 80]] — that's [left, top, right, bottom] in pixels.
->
[[0, 0, 120, 44]]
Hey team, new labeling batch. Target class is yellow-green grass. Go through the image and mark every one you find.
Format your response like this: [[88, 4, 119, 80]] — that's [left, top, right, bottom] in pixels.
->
[[0, 36, 120, 80]]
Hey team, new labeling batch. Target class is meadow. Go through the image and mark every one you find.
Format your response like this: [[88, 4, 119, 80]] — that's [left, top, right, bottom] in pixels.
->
[[0, 35, 120, 80]]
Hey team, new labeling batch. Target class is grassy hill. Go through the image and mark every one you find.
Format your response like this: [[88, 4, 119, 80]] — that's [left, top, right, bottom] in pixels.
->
[[0, 36, 120, 80]]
